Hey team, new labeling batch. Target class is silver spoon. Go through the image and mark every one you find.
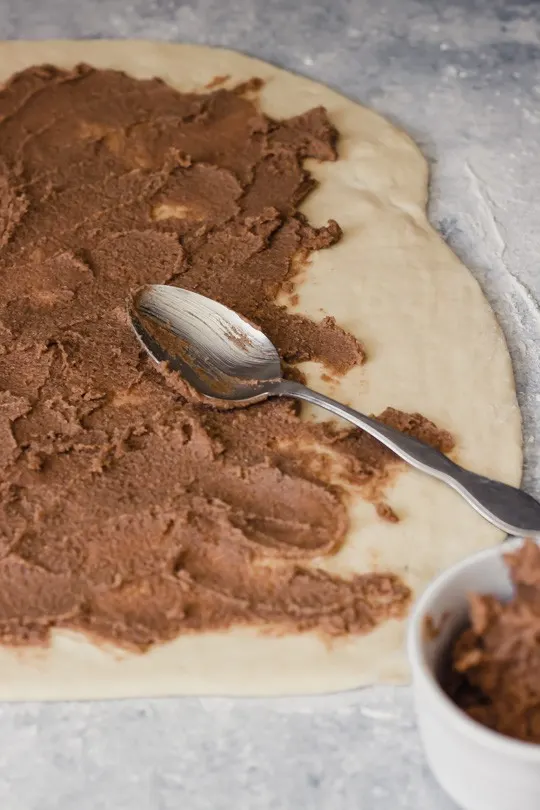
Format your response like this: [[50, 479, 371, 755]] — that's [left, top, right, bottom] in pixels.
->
[[130, 284, 540, 537]]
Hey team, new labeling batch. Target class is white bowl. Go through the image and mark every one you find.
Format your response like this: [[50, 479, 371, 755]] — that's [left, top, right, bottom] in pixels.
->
[[407, 538, 540, 810]]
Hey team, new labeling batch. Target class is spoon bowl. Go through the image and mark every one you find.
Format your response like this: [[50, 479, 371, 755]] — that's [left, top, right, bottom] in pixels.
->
[[129, 284, 540, 537], [131, 285, 282, 403]]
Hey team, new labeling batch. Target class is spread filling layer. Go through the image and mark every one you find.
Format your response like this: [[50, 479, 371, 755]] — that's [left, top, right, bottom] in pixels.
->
[[0, 65, 452, 649]]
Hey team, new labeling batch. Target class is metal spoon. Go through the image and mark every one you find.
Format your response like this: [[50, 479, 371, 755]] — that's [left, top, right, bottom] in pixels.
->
[[130, 284, 540, 537]]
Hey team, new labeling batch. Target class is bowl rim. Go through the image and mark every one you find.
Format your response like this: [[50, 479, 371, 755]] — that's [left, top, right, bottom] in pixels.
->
[[407, 537, 540, 760]]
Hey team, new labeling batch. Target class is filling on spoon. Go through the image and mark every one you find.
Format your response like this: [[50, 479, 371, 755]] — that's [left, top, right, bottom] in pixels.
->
[[0, 64, 452, 649]]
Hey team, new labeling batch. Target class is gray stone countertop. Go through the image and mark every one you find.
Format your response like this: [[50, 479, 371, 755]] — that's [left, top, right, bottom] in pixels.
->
[[1, 1, 539, 808]]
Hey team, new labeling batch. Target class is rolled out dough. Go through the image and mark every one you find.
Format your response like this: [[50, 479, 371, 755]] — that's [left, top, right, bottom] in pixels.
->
[[0, 41, 522, 699]]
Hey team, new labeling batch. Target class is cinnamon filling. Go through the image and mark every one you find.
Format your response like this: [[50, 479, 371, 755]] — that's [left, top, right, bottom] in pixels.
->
[[0, 65, 452, 649]]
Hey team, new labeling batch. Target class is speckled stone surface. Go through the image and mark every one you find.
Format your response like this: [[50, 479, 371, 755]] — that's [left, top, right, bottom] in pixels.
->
[[1, 2, 539, 808]]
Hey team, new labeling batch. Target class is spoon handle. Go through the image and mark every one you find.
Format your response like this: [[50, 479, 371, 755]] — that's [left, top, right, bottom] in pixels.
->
[[278, 380, 540, 537]]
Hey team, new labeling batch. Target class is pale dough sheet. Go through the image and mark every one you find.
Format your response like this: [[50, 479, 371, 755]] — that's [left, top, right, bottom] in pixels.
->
[[0, 41, 522, 699]]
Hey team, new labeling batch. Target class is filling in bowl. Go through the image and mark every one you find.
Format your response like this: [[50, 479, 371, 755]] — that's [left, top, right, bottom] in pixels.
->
[[443, 540, 540, 744]]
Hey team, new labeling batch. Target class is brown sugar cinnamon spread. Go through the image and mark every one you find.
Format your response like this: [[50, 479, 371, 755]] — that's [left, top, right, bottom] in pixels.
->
[[0, 64, 453, 650], [446, 540, 540, 744]]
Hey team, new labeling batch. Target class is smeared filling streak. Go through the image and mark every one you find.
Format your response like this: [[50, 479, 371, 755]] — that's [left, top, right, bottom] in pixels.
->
[[446, 540, 540, 744], [0, 65, 453, 650]]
